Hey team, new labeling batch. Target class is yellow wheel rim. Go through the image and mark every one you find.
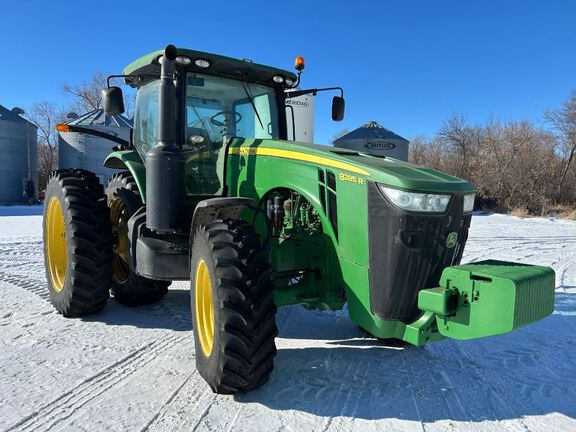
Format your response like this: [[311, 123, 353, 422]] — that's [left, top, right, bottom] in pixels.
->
[[194, 259, 215, 357], [46, 197, 67, 292], [109, 197, 129, 284]]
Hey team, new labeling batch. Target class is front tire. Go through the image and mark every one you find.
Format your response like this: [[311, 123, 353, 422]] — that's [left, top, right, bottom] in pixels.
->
[[43, 169, 112, 317], [191, 219, 277, 394]]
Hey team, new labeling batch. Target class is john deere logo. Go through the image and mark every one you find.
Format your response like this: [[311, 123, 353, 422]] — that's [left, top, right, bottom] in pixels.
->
[[365, 141, 396, 150], [446, 232, 458, 248]]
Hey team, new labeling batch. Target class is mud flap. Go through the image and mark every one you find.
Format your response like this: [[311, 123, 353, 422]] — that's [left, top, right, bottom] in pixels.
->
[[418, 260, 555, 340]]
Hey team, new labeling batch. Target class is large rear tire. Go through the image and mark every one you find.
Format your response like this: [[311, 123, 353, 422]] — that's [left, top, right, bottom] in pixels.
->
[[43, 169, 112, 317], [105, 172, 170, 306], [190, 219, 277, 394]]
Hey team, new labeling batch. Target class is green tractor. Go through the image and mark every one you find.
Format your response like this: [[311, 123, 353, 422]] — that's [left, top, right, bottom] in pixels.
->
[[43, 45, 555, 394]]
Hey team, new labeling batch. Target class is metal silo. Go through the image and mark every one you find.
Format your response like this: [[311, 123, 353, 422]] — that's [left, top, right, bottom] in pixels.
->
[[58, 109, 132, 185], [333, 121, 409, 161], [0, 105, 38, 203]]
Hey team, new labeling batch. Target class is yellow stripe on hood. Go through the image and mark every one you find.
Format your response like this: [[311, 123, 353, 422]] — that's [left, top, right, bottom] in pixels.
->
[[228, 147, 370, 176]]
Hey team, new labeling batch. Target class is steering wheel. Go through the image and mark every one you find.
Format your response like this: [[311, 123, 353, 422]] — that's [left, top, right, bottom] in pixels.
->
[[210, 110, 242, 127]]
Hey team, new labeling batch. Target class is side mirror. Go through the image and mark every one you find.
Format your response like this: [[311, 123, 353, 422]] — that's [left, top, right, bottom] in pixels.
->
[[102, 86, 125, 116], [332, 96, 345, 121]]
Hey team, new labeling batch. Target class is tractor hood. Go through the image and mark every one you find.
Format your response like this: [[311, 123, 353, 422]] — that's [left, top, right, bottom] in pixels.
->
[[229, 139, 475, 194]]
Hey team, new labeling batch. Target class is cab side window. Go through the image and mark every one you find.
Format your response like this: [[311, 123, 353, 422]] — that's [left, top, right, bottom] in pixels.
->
[[133, 80, 159, 156]]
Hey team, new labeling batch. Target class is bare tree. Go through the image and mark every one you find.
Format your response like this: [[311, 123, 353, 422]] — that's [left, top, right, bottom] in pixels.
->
[[122, 90, 136, 120], [545, 90, 576, 197], [409, 115, 565, 214], [25, 102, 66, 190], [63, 72, 135, 119], [62, 72, 109, 114], [331, 129, 349, 144], [437, 114, 482, 179]]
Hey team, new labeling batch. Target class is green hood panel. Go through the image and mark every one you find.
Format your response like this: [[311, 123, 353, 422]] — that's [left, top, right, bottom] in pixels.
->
[[229, 138, 475, 194]]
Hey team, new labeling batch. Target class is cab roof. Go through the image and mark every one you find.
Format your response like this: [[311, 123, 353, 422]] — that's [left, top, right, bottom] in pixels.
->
[[122, 47, 297, 87]]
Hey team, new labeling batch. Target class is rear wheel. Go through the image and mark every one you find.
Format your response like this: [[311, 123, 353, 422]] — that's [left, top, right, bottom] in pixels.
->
[[106, 172, 170, 306], [191, 219, 277, 394], [43, 169, 112, 316]]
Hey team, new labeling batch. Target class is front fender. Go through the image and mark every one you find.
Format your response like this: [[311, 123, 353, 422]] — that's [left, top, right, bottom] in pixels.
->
[[104, 150, 147, 202]]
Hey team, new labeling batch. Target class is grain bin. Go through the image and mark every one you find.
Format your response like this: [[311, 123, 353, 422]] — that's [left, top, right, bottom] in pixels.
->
[[0, 105, 38, 203], [58, 109, 132, 185], [333, 121, 409, 161]]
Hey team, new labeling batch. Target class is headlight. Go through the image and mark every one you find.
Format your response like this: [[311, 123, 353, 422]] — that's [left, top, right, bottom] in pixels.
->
[[379, 185, 450, 213], [464, 194, 475, 213]]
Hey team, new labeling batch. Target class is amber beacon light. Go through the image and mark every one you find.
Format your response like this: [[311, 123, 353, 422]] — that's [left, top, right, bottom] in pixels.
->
[[294, 56, 305, 71]]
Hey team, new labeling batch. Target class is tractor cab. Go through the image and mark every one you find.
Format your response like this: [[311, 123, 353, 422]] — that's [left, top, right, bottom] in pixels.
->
[[104, 47, 344, 198], [120, 48, 297, 196]]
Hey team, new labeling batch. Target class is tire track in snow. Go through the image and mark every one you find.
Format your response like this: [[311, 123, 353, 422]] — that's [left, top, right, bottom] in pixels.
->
[[557, 255, 576, 290], [320, 345, 373, 432], [141, 376, 213, 431], [431, 343, 526, 432], [181, 308, 303, 432], [131, 289, 226, 432], [6, 333, 186, 432], [138, 373, 196, 432], [0, 271, 49, 300], [0, 240, 43, 264], [149, 290, 192, 332], [448, 342, 535, 431]]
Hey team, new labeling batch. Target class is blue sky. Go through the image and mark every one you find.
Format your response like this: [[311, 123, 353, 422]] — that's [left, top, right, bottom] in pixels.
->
[[1, 0, 574, 144]]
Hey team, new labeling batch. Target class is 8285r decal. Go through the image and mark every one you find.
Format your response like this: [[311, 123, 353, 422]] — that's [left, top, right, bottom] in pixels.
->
[[339, 172, 364, 185]]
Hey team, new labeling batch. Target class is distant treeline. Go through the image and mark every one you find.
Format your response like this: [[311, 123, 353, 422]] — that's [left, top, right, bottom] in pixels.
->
[[408, 90, 576, 216]]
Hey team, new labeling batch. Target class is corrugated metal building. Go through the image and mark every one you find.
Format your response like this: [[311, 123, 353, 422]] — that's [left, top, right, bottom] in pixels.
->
[[58, 109, 132, 185], [0, 105, 38, 203], [333, 121, 409, 161]]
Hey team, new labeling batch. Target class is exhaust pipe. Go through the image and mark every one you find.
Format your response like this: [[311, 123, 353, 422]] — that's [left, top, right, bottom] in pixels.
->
[[146, 44, 185, 233]]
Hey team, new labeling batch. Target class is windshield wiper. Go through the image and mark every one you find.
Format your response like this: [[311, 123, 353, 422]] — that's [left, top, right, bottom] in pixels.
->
[[241, 82, 264, 129]]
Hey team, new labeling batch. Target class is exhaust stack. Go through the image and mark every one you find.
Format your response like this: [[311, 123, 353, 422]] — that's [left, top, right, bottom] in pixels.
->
[[146, 44, 185, 233]]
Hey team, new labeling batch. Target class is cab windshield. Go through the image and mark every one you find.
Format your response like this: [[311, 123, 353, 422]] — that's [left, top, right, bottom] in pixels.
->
[[183, 73, 279, 195], [184, 73, 280, 149]]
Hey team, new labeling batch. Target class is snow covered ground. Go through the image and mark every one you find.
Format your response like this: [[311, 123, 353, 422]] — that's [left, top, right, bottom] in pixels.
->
[[0, 210, 575, 432]]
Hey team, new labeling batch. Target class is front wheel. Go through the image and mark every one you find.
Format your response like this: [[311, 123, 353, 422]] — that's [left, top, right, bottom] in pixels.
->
[[190, 219, 277, 394], [43, 169, 112, 317]]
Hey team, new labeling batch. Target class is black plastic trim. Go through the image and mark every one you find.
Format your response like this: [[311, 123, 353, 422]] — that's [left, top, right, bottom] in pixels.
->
[[328, 190, 338, 239], [367, 182, 471, 321], [327, 171, 336, 191], [319, 184, 326, 213]]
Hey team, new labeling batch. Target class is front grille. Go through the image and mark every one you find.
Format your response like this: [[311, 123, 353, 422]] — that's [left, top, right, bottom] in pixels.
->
[[367, 182, 472, 321]]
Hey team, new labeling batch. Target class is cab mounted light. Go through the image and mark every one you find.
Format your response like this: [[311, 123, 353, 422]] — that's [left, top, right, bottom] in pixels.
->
[[273, 75, 284, 83], [56, 123, 70, 132], [175, 55, 191, 65], [194, 58, 210, 68]]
